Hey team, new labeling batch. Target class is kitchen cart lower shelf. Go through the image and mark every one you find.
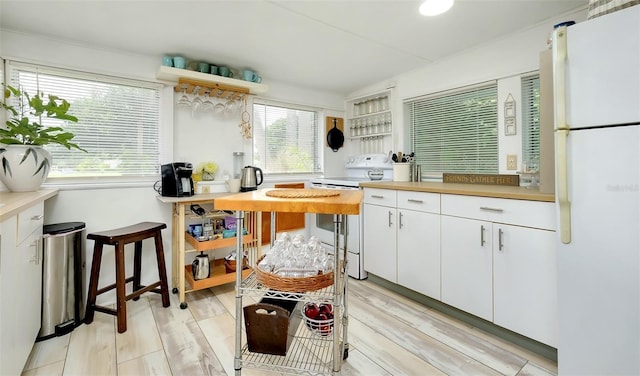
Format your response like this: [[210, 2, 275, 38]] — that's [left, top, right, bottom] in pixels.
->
[[238, 272, 348, 375], [240, 322, 348, 376], [184, 259, 252, 291]]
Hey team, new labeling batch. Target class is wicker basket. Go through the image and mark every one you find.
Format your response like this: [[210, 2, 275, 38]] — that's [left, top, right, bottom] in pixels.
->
[[254, 256, 334, 292], [224, 257, 250, 274]]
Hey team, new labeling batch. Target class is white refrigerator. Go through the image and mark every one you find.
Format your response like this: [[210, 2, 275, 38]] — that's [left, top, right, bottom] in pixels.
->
[[552, 5, 640, 375]]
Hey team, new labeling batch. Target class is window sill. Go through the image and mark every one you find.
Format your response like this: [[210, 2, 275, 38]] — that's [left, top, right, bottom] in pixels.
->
[[43, 177, 159, 191]]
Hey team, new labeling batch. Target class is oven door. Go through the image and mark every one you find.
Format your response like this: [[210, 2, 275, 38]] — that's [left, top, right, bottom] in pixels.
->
[[313, 212, 359, 251], [308, 183, 365, 279]]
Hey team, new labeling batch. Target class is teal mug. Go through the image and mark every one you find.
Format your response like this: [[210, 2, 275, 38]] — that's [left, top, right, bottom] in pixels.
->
[[173, 56, 186, 69], [198, 62, 210, 73], [242, 69, 256, 81], [243, 69, 261, 83], [219, 66, 232, 77], [161, 55, 173, 67], [210, 65, 218, 75]]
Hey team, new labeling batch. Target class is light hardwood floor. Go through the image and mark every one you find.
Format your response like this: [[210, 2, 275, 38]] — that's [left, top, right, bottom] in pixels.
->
[[22, 279, 557, 376]]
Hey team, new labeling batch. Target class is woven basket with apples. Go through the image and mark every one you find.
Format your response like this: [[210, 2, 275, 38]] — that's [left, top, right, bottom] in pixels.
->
[[301, 301, 334, 337]]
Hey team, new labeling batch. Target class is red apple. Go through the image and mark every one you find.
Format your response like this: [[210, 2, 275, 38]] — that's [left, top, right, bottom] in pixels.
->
[[319, 303, 333, 315], [304, 303, 319, 319]]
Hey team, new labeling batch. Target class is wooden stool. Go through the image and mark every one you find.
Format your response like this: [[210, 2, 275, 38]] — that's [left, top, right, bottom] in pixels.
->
[[85, 222, 170, 333]]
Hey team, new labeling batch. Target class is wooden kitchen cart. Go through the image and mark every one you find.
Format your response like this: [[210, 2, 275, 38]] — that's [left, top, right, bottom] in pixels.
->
[[157, 193, 261, 309], [214, 188, 363, 375]]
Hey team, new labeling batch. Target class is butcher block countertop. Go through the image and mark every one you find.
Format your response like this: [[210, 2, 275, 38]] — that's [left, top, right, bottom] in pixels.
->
[[359, 181, 555, 202], [214, 188, 364, 214], [0, 189, 58, 222]]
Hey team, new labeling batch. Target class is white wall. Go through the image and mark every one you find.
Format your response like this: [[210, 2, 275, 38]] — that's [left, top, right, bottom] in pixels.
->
[[349, 8, 588, 174]]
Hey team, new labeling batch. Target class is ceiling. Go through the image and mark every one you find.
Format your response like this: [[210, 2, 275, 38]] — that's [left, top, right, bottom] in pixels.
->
[[0, 0, 587, 95]]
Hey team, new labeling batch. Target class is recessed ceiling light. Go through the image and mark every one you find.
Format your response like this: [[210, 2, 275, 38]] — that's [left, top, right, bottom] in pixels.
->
[[419, 0, 454, 16]]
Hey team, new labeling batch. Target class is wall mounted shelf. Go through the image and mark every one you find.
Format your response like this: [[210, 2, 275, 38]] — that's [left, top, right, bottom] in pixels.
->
[[156, 65, 268, 97]]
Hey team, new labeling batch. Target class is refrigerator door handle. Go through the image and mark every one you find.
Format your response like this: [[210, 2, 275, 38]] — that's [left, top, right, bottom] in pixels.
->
[[553, 26, 569, 132], [556, 129, 572, 243], [553, 26, 572, 244]]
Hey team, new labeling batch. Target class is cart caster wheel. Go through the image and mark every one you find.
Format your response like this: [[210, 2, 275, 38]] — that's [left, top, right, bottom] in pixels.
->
[[343, 348, 349, 360], [172, 288, 178, 294], [180, 302, 188, 309]]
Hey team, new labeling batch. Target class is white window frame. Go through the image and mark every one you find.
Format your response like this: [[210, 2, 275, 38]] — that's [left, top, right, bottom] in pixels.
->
[[251, 98, 323, 177], [521, 73, 540, 166], [4, 60, 171, 188]]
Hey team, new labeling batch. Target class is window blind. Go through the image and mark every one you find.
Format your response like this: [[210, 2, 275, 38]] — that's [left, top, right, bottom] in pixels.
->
[[409, 83, 498, 176], [521, 74, 540, 165], [7, 62, 161, 178], [252, 101, 320, 174]]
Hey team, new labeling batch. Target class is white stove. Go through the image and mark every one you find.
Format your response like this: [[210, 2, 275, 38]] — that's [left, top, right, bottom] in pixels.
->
[[309, 153, 392, 279], [310, 153, 393, 188]]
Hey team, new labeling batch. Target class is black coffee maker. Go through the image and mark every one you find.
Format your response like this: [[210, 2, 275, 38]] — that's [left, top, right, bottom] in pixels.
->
[[161, 162, 194, 197]]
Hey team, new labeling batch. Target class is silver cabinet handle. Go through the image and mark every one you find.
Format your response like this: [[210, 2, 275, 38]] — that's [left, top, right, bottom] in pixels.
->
[[498, 228, 504, 251], [29, 238, 40, 264], [480, 225, 486, 246], [37, 237, 42, 265], [388, 210, 393, 227], [31, 214, 44, 221], [407, 199, 424, 204], [371, 195, 384, 199], [480, 207, 504, 213], [399, 212, 404, 229]]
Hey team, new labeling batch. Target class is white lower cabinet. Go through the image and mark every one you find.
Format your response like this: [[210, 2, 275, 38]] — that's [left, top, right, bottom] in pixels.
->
[[493, 223, 557, 347], [364, 189, 441, 300], [363, 189, 397, 283], [396, 192, 441, 300], [1, 202, 44, 376], [364, 189, 557, 347], [441, 194, 557, 347], [441, 215, 493, 321]]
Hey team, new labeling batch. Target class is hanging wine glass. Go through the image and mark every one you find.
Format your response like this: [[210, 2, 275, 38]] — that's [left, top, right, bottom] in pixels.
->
[[213, 89, 225, 116], [201, 90, 214, 113], [224, 99, 237, 116], [191, 86, 203, 116], [176, 86, 191, 108]]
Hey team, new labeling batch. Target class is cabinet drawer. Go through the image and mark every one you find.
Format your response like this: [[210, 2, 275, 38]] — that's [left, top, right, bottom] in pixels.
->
[[17, 202, 44, 245], [363, 188, 396, 207], [441, 194, 555, 230], [397, 191, 440, 214]]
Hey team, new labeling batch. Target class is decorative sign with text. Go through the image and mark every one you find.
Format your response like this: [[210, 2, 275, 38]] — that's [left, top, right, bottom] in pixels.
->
[[443, 173, 520, 186]]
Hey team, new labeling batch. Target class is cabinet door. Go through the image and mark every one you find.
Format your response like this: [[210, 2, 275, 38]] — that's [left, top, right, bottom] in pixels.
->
[[493, 224, 557, 347], [441, 216, 493, 321], [14, 227, 43, 372], [397, 209, 440, 299], [363, 203, 397, 282], [0, 216, 17, 375]]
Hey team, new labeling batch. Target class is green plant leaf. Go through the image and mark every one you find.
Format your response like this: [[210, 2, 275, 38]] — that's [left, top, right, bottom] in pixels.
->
[[1, 85, 86, 152]]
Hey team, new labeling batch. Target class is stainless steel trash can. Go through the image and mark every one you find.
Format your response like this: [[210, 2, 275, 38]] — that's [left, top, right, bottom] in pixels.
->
[[37, 222, 86, 341]]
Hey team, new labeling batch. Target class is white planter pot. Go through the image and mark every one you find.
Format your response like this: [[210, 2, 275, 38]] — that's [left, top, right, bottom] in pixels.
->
[[0, 145, 52, 192]]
